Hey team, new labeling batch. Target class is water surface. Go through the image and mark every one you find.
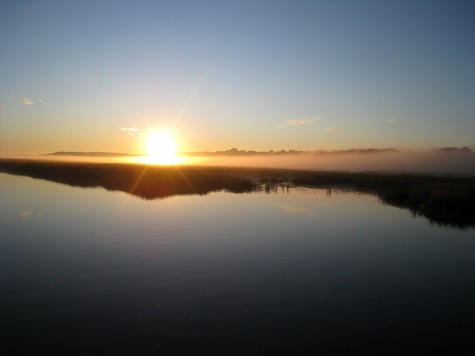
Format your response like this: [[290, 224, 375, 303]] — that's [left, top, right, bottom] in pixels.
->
[[1, 173, 474, 355]]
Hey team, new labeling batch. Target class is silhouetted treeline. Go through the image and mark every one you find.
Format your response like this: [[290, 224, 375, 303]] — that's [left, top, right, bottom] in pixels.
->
[[1, 159, 474, 229], [47, 148, 402, 157], [182, 146, 472, 157], [181, 147, 401, 157], [46, 146, 473, 158], [432, 146, 473, 154]]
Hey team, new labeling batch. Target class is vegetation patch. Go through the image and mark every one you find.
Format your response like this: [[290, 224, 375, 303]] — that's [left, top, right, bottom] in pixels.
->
[[1, 159, 474, 229]]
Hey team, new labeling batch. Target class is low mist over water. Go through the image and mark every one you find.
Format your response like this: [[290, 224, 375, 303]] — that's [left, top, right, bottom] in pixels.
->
[[193, 150, 475, 175], [3, 148, 475, 175]]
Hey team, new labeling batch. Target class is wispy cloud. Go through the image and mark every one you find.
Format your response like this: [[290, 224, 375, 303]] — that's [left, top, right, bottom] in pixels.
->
[[278, 116, 321, 128], [16, 96, 34, 105], [120, 127, 141, 136], [9, 95, 45, 105], [386, 119, 399, 122], [121, 127, 139, 132], [325, 127, 341, 133]]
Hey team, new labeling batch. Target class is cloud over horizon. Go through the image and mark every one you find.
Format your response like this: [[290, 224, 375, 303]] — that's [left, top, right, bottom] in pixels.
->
[[120, 127, 141, 136], [278, 116, 321, 128], [13, 96, 34, 105]]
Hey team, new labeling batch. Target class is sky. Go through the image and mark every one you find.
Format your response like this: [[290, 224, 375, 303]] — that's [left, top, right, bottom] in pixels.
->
[[1, 0, 474, 154]]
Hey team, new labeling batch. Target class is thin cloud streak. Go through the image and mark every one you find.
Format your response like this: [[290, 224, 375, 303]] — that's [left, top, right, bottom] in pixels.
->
[[15, 96, 34, 105], [278, 116, 321, 128], [120, 127, 141, 136], [9, 95, 45, 105]]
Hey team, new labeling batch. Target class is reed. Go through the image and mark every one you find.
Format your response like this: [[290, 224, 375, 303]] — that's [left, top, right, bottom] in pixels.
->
[[1, 159, 474, 228]]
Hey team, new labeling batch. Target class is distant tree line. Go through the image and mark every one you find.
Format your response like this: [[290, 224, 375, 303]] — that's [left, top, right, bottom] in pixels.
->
[[180, 147, 401, 157], [46, 147, 473, 158]]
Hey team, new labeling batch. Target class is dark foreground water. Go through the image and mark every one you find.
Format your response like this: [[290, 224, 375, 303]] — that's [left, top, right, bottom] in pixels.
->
[[1, 172, 474, 355]]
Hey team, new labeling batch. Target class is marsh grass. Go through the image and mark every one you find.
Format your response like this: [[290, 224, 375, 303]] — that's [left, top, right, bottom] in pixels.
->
[[1, 159, 474, 228], [292, 172, 475, 229]]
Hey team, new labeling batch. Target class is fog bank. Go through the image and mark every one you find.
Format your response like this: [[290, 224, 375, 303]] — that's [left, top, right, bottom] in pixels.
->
[[195, 151, 475, 175], [2, 150, 474, 175]]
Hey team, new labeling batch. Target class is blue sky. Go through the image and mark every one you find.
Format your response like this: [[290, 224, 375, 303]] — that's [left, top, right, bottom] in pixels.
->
[[1, 0, 474, 153]]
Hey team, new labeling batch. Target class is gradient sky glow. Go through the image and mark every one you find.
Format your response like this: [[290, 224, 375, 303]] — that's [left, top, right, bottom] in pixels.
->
[[1, 0, 474, 154]]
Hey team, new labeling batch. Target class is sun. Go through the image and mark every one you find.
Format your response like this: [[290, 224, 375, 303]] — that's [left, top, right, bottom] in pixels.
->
[[147, 131, 176, 157], [145, 131, 182, 164]]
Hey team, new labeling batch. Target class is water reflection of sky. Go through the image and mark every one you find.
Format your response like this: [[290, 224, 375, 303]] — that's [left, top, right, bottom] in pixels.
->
[[1, 172, 474, 354]]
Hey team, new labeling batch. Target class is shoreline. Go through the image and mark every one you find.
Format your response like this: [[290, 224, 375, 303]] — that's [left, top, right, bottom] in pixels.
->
[[1, 158, 474, 229]]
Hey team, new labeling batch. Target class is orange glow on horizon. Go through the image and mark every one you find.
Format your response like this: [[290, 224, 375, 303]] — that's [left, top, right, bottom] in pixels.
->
[[137, 154, 185, 165], [138, 131, 184, 165]]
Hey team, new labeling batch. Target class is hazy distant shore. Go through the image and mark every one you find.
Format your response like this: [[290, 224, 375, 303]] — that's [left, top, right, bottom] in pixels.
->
[[45, 151, 139, 157], [0, 158, 474, 229], [38, 147, 475, 175], [46, 146, 473, 157]]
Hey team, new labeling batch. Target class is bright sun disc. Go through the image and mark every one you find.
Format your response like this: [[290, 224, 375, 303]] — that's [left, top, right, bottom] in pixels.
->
[[145, 131, 182, 164]]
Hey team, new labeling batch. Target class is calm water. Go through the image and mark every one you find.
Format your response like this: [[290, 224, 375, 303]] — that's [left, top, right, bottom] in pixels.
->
[[1, 172, 475, 355]]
